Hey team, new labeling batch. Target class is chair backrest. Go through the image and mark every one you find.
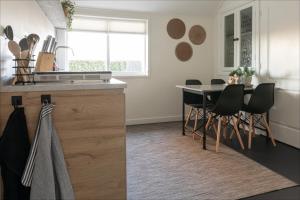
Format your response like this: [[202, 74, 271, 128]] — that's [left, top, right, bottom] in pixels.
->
[[210, 79, 226, 104], [212, 84, 245, 116], [247, 83, 275, 114], [186, 79, 202, 85], [184, 79, 202, 105], [211, 79, 226, 85]]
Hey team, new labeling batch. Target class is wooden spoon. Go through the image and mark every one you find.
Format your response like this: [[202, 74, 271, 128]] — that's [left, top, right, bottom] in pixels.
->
[[8, 41, 21, 82], [11, 77, 17, 85], [8, 40, 21, 58], [20, 50, 30, 76], [8, 41, 29, 82], [20, 50, 30, 82], [20, 50, 29, 68], [8, 41, 21, 78]]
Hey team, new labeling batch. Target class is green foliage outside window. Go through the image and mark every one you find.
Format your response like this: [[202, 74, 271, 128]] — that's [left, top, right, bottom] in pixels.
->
[[69, 60, 106, 71], [69, 60, 142, 72], [109, 61, 127, 71]]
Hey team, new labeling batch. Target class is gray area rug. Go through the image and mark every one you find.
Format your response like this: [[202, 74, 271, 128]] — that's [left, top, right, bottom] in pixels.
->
[[127, 123, 297, 200]]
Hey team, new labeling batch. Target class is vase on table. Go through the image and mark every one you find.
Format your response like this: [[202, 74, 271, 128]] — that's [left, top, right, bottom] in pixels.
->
[[244, 76, 252, 86]]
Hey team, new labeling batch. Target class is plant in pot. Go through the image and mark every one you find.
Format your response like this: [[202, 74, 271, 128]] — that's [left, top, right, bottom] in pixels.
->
[[228, 68, 243, 84], [61, 0, 75, 29], [243, 67, 255, 86]]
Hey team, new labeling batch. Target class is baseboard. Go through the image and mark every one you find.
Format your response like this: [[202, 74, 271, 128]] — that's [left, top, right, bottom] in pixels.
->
[[256, 121, 300, 149], [126, 115, 181, 126]]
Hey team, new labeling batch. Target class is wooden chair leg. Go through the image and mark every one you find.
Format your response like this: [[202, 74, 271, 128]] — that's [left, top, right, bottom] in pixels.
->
[[262, 114, 276, 147], [240, 114, 246, 133], [205, 114, 212, 131], [216, 117, 222, 153], [222, 117, 227, 139], [233, 118, 245, 150], [252, 123, 256, 137], [230, 114, 241, 140], [248, 114, 253, 149], [193, 110, 199, 140], [185, 107, 193, 128]]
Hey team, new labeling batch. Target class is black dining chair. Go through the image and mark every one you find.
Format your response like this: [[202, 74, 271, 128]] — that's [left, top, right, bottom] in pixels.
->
[[209, 79, 226, 104], [184, 79, 203, 140], [211, 79, 226, 85], [206, 79, 228, 137], [206, 84, 245, 152], [240, 83, 276, 149]]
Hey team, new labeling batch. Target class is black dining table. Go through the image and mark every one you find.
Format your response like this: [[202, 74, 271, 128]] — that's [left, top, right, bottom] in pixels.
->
[[176, 84, 270, 150]]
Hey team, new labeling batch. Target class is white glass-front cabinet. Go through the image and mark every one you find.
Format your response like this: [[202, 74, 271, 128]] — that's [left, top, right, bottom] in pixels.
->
[[220, 2, 257, 72]]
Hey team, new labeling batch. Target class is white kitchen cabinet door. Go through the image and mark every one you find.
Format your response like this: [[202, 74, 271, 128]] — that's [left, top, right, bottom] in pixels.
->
[[220, 2, 257, 72]]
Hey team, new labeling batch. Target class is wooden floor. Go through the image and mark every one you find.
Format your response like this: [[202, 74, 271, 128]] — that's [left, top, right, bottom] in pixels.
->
[[200, 119, 300, 200], [127, 122, 300, 200], [202, 121, 300, 200]]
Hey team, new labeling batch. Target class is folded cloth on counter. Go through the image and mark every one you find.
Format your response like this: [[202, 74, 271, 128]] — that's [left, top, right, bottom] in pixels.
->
[[0, 107, 30, 200], [21, 104, 75, 200]]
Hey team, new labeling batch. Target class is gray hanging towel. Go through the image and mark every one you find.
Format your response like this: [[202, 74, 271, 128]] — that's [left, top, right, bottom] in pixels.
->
[[21, 104, 75, 200]]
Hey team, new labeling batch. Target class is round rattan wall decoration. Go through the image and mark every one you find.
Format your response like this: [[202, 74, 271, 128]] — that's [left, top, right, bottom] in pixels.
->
[[175, 42, 193, 62], [189, 25, 206, 45], [167, 18, 186, 39]]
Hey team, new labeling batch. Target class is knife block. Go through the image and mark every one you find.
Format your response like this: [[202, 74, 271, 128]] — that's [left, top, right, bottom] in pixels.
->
[[35, 52, 55, 72]]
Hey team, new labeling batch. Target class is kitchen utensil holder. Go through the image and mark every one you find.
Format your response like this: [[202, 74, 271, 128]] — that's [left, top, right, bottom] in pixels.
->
[[13, 56, 36, 85]]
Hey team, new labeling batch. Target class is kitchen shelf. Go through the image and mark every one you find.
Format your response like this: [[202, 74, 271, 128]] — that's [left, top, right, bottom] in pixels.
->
[[35, 0, 67, 29]]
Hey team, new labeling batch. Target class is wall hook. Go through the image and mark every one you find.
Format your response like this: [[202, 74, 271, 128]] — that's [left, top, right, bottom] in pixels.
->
[[41, 94, 51, 104], [11, 96, 22, 108]]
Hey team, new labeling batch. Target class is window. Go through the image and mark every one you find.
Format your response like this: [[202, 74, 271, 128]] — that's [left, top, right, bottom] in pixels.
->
[[67, 16, 148, 76]]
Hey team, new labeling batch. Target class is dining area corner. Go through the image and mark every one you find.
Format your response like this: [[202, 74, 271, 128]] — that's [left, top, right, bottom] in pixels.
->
[[176, 80, 277, 152]]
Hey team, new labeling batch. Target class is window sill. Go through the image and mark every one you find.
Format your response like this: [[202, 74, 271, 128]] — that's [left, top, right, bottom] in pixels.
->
[[113, 74, 149, 79]]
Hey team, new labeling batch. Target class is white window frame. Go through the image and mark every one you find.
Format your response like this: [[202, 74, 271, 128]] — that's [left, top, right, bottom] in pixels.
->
[[67, 16, 149, 77]]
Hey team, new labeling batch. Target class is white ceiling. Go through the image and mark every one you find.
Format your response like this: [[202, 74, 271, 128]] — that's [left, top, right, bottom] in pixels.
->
[[74, 0, 222, 16]]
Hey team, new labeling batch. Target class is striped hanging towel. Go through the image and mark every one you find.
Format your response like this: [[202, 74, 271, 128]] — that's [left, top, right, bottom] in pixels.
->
[[21, 104, 74, 200]]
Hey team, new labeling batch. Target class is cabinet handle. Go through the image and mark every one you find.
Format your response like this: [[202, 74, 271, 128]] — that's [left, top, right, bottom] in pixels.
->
[[233, 38, 239, 41]]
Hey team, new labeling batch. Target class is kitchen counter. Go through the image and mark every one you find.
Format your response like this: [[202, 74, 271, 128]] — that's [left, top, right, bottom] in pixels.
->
[[0, 78, 126, 92], [0, 80, 127, 199]]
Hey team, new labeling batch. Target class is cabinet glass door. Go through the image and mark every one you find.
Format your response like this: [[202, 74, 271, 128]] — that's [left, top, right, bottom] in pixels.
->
[[239, 7, 252, 68], [224, 13, 235, 68]]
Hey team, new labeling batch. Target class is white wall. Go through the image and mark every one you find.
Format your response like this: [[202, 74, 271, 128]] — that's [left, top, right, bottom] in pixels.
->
[[76, 8, 214, 125], [124, 15, 214, 125], [214, 0, 300, 148], [259, 0, 300, 148], [0, 0, 55, 84]]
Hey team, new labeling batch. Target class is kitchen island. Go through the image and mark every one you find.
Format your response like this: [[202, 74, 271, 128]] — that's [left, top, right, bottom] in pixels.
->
[[0, 78, 127, 199]]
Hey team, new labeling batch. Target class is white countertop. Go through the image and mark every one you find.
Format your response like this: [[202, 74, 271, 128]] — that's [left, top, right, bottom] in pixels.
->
[[176, 84, 255, 93], [0, 78, 127, 93]]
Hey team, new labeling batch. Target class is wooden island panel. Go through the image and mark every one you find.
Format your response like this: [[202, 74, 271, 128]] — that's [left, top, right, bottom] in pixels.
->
[[0, 89, 126, 200]]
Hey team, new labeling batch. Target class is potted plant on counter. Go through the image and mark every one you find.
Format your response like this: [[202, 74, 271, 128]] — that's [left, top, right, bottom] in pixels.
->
[[228, 68, 243, 84], [61, 0, 75, 29], [228, 67, 255, 85], [243, 67, 255, 86]]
